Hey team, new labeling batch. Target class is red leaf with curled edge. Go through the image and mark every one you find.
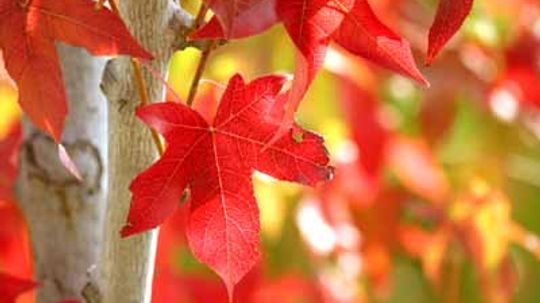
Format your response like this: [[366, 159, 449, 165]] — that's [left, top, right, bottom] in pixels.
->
[[332, 0, 429, 86], [273, 0, 354, 129], [122, 74, 333, 298], [427, 0, 474, 64], [0, 273, 36, 303], [0, 0, 152, 143], [193, 0, 278, 40]]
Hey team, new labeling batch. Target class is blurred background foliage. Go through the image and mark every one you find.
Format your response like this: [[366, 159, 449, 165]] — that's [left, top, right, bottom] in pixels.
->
[[1, 0, 540, 302]]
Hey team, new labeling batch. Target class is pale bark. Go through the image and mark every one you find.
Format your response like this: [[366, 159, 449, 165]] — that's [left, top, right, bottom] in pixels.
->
[[99, 2, 192, 303], [16, 44, 107, 302]]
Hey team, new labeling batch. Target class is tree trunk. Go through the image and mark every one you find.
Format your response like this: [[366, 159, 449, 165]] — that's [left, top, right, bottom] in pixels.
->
[[99, 2, 192, 302], [16, 44, 107, 302]]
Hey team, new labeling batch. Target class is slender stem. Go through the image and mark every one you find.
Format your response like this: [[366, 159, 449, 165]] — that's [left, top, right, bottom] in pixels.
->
[[108, 0, 119, 15], [193, 1, 210, 31], [102, 0, 164, 156], [140, 61, 183, 103], [186, 40, 217, 107], [131, 58, 165, 155], [131, 59, 151, 106], [184, 1, 216, 108], [95, 0, 105, 10], [95, 0, 119, 14]]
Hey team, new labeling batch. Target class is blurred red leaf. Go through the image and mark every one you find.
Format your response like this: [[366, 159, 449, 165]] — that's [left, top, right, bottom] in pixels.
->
[[336, 73, 388, 181], [387, 136, 449, 204], [491, 32, 540, 110]]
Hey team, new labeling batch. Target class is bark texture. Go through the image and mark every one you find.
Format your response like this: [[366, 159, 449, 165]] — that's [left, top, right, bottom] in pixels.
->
[[16, 44, 107, 302], [99, 2, 192, 303]]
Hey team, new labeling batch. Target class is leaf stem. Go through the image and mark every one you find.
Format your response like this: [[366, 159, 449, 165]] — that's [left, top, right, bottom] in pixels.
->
[[193, 1, 210, 31], [186, 40, 217, 107], [95, 0, 105, 10], [95, 0, 119, 14], [131, 58, 165, 155], [108, 0, 119, 15], [184, 1, 216, 108]]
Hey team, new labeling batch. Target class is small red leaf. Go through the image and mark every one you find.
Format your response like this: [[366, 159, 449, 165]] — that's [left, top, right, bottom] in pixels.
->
[[124, 74, 332, 298], [427, 0, 474, 64]]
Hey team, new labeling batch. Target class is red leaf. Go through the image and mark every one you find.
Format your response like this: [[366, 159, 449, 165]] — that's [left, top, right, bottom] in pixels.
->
[[0, 273, 36, 303], [427, 0, 474, 64], [192, 0, 278, 40], [123, 74, 332, 298], [195, 0, 427, 141], [264, 0, 354, 144], [387, 136, 449, 204], [0, 0, 152, 142], [332, 0, 429, 86], [335, 73, 388, 179]]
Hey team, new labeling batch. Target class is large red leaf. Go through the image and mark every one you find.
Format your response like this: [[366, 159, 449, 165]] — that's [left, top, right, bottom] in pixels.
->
[[123, 74, 332, 298], [0, 273, 36, 303], [332, 0, 428, 86], [0, 0, 152, 142], [427, 0, 474, 64]]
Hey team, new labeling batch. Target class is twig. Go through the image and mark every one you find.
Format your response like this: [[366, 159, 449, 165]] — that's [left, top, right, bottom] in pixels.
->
[[95, 0, 118, 14], [186, 40, 217, 107], [140, 60, 183, 103], [193, 1, 210, 31], [108, 0, 119, 14], [184, 1, 217, 108], [131, 58, 166, 155], [95, 0, 105, 10]]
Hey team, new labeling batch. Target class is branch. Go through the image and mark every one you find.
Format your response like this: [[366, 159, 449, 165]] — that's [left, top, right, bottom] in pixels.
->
[[99, 1, 193, 303]]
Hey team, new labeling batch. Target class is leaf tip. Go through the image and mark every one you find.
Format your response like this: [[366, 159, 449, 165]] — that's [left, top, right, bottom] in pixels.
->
[[418, 75, 431, 88], [58, 144, 83, 181], [119, 224, 135, 238], [224, 279, 236, 303], [425, 49, 437, 67]]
